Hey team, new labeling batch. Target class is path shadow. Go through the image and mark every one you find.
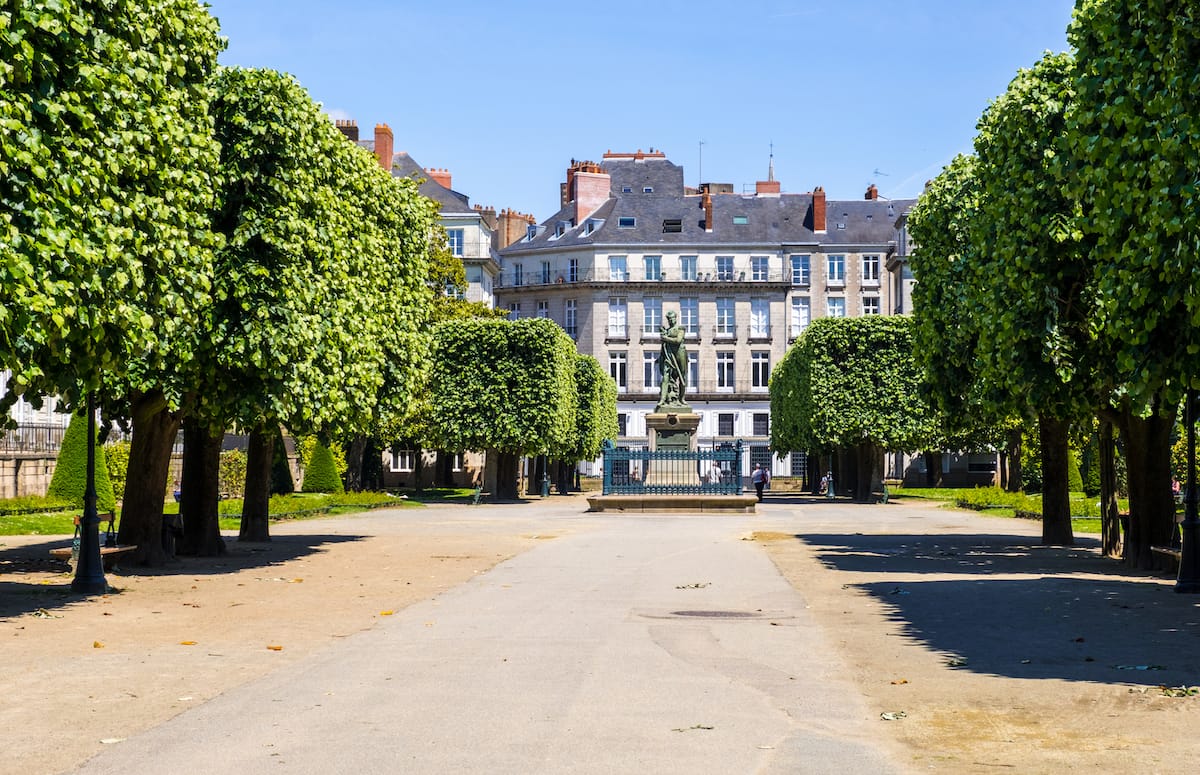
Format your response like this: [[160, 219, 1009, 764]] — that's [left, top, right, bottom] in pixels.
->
[[795, 531, 1200, 688], [0, 532, 365, 620]]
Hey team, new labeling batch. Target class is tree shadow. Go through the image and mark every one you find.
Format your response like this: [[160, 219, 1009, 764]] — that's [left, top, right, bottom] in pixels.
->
[[794, 531, 1200, 687], [0, 532, 366, 620]]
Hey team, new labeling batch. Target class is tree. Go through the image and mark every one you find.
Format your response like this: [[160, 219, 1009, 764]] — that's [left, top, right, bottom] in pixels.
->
[[426, 318, 578, 500], [0, 0, 224, 566], [770, 316, 935, 501], [1065, 0, 1199, 568], [48, 413, 116, 513], [301, 442, 343, 494], [556, 354, 618, 492]]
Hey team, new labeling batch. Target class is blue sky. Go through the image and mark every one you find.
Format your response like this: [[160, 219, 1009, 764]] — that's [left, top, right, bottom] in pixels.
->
[[204, 0, 1075, 220]]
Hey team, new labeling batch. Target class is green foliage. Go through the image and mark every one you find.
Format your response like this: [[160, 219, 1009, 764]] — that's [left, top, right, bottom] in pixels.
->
[[770, 316, 936, 454], [569, 354, 618, 463], [301, 442, 344, 493], [0, 494, 71, 517], [297, 436, 346, 476], [426, 318, 578, 456], [219, 449, 247, 498], [1067, 449, 1084, 494], [47, 413, 116, 511], [1067, 2, 1200, 410], [0, 0, 223, 407], [104, 441, 131, 500]]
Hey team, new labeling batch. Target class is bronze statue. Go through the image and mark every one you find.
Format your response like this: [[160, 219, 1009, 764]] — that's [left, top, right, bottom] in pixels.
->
[[658, 310, 688, 407]]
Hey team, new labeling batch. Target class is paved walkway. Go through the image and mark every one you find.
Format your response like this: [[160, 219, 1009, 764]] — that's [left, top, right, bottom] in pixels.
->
[[70, 500, 906, 774]]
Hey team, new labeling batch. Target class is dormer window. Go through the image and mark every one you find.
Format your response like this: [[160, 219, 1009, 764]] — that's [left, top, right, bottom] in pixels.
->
[[643, 186, 654, 193], [662, 219, 682, 233], [618, 217, 636, 229], [526, 224, 538, 241], [554, 220, 572, 238], [622, 186, 633, 193]]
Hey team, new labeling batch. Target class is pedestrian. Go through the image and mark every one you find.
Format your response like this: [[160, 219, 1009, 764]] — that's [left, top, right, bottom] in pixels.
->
[[819, 474, 828, 495], [707, 461, 722, 486], [752, 464, 769, 502]]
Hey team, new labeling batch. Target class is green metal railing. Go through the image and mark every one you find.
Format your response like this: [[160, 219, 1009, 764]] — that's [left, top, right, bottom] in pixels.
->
[[601, 439, 744, 495]]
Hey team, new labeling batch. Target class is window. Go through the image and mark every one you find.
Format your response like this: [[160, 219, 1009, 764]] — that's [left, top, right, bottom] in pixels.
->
[[391, 449, 414, 472], [715, 297, 735, 336], [554, 221, 568, 238], [790, 451, 808, 479], [751, 256, 769, 281], [609, 352, 628, 389], [679, 297, 699, 335], [609, 255, 627, 281], [617, 413, 628, 436], [733, 215, 749, 225], [687, 351, 699, 393], [863, 254, 881, 284], [607, 297, 627, 338], [862, 296, 881, 315], [790, 297, 811, 337], [643, 186, 653, 193], [718, 413, 735, 436], [568, 258, 579, 282], [537, 300, 549, 318], [642, 297, 662, 334], [446, 228, 465, 256], [751, 352, 770, 389], [790, 254, 811, 285], [513, 263, 524, 286], [643, 352, 661, 390], [541, 261, 551, 284], [680, 255, 698, 281], [622, 186, 633, 194], [716, 352, 735, 390], [662, 219, 682, 233], [526, 224, 538, 241], [507, 302, 521, 320], [750, 298, 770, 337], [752, 413, 770, 436], [716, 256, 734, 281], [827, 254, 845, 284], [565, 299, 577, 338], [618, 216, 636, 228], [644, 255, 662, 281], [828, 297, 846, 318]]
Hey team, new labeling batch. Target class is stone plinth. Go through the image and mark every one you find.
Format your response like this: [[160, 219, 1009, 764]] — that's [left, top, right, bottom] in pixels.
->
[[586, 493, 758, 514], [644, 411, 701, 487]]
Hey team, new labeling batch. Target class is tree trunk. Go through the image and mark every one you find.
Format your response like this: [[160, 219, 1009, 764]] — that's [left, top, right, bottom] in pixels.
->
[[489, 451, 520, 500], [1098, 418, 1121, 558], [923, 451, 943, 487], [343, 434, 368, 492], [1039, 414, 1074, 545], [1119, 405, 1176, 570], [1005, 428, 1023, 493], [239, 427, 273, 542], [178, 417, 225, 557], [854, 442, 884, 502], [118, 390, 180, 566], [809, 451, 823, 495], [555, 460, 572, 495]]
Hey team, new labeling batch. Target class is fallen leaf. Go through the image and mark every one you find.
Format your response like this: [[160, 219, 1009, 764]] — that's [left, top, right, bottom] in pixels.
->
[[93, 641, 104, 649], [290, 578, 303, 583], [99, 738, 125, 745], [890, 678, 908, 685], [180, 641, 197, 646], [267, 645, 283, 651], [379, 610, 394, 616], [880, 711, 907, 721]]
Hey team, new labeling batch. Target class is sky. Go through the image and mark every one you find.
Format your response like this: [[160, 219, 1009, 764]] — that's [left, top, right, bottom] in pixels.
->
[[204, 0, 1076, 220]]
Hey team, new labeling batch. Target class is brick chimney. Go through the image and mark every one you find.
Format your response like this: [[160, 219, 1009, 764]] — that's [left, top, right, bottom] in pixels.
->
[[373, 124, 393, 171], [810, 187, 827, 232], [497, 208, 537, 248], [570, 160, 610, 223], [755, 179, 781, 195], [474, 204, 497, 231], [865, 184, 879, 200], [335, 119, 359, 142], [427, 167, 452, 190], [701, 190, 713, 232]]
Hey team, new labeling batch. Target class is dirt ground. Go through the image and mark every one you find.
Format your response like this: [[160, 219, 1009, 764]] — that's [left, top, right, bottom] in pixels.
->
[[3, 498, 1200, 774]]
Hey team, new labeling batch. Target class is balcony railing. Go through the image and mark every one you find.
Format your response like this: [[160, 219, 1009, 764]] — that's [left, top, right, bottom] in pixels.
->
[[495, 268, 795, 287]]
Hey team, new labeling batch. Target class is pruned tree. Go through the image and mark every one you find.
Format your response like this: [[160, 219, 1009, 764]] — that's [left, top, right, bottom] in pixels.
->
[[771, 316, 935, 501]]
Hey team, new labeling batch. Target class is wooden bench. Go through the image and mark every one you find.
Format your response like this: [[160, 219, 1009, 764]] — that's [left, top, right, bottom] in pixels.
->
[[49, 513, 138, 570], [1152, 545, 1182, 563]]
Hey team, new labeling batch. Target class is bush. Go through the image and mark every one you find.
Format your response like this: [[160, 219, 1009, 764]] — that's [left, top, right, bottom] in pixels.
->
[[301, 443, 344, 493], [47, 413, 116, 511], [1067, 449, 1084, 494], [219, 448, 247, 498], [105, 440, 131, 500], [271, 429, 295, 495]]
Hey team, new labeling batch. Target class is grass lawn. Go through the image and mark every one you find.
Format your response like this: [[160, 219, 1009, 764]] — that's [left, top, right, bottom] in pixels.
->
[[890, 486, 1126, 534]]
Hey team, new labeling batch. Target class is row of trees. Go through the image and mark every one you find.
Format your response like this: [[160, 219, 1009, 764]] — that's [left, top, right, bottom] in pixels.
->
[[907, 1, 1199, 568], [2, 2, 619, 565]]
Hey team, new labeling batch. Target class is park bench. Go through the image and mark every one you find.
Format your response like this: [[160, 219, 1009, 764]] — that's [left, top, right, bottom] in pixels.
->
[[49, 513, 138, 570], [1151, 545, 1182, 568]]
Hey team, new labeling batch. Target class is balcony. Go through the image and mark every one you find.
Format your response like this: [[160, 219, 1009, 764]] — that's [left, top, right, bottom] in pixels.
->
[[606, 324, 629, 342], [495, 268, 795, 288], [712, 324, 737, 342], [746, 324, 772, 343]]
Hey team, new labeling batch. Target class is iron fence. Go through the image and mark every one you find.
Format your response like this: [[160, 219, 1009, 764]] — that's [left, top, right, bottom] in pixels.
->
[[0, 423, 66, 453], [601, 439, 743, 496]]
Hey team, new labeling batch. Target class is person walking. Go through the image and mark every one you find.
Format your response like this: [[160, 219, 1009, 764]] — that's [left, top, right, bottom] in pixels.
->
[[752, 464, 769, 502]]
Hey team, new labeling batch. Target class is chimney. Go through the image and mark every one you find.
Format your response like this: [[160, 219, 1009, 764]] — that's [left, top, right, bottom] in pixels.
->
[[755, 179, 781, 195], [865, 184, 879, 200], [497, 209, 537, 249], [373, 124, 393, 171], [335, 119, 359, 143], [811, 187, 827, 232], [701, 190, 713, 232], [571, 161, 610, 223], [474, 204, 497, 230], [427, 167, 452, 190]]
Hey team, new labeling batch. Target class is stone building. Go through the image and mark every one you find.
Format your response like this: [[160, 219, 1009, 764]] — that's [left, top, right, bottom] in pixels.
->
[[497, 150, 917, 482]]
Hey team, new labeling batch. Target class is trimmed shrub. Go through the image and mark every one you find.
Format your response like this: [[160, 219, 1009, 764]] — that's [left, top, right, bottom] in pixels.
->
[[105, 440, 131, 500], [1067, 449, 1084, 494], [219, 449, 247, 498], [302, 443, 344, 493], [48, 413, 117, 511], [271, 430, 295, 495]]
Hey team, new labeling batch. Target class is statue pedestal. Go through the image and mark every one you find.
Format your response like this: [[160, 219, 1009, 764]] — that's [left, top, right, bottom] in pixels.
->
[[644, 412, 701, 487]]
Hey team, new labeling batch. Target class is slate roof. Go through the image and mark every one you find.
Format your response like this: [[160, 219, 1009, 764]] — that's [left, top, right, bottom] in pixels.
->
[[391, 152, 473, 214]]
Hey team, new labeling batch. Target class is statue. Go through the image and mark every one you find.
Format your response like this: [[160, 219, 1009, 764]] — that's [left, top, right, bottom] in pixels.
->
[[658, 310, 688, 408]]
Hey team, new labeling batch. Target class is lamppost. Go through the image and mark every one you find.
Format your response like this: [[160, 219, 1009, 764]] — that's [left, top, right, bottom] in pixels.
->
[[1177, 388, 1200, 592], [71, 392, 106, 594]]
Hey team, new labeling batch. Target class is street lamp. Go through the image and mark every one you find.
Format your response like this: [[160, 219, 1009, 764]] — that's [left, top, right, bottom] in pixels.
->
[[71, 391, 106, 594], [1177, 388, 1200, 592]]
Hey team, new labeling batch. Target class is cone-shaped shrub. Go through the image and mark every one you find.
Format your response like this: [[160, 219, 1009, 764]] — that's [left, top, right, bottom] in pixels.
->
[[48, 413, 117, 511], [271, 429, 295, 495], [301, 442, 343, 493]]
